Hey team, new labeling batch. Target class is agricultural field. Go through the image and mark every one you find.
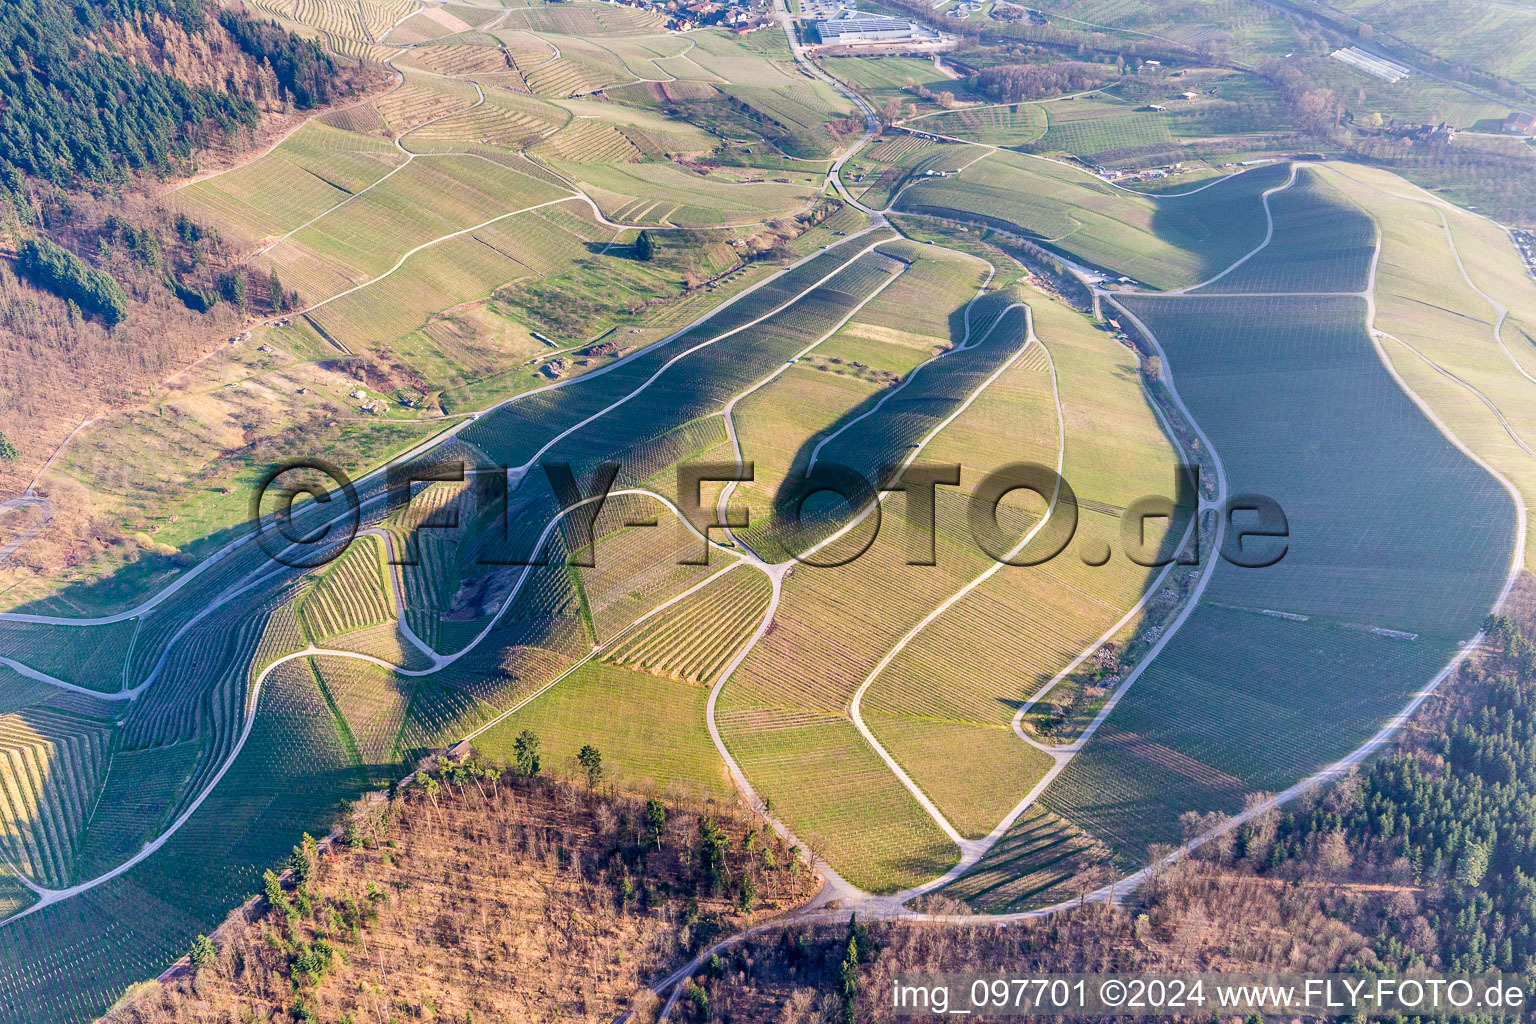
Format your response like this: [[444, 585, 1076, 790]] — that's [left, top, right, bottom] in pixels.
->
[[859, 272, 1187, 839], [169, 121, 407, 245], [1319, 162, 1536, 570], [1194, 167, 1376, 294], [914, 103, 1048, 146], [822, 55, 955, 106], [896, 152, 1292, 289], [476, 663, 728, 798], [548, 160, 821, 227], [298, 535, 395, 641], [601, 566, 771, 684], [934, 806, 1120, 912], [839, 135, 985, 210], [10, 1, 1536, 1018], [1033, 100, 1176, 164], [1045, 286, 1512, 858]]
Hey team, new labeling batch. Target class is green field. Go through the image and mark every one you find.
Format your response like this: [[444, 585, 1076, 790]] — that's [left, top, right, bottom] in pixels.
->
[[477, 663, 729, 798]]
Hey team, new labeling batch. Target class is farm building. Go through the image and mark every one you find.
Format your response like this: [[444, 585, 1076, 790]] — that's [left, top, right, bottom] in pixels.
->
[[813, 10, 937, 44], [1506, 111, 1536, 135]]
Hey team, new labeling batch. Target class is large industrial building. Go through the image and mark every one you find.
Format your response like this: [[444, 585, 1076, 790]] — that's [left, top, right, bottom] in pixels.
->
[[812, 10, 938, 45]]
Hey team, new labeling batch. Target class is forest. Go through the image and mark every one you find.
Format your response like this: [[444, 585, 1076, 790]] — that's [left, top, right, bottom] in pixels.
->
[[218, 11, 344, 110], [106, 742, 817, 1024], [16, 237, 129, 327], [0, 0, 256, 212]]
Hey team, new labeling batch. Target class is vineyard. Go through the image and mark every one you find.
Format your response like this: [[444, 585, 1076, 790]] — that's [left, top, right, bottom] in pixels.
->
[[71, 741, 200, 880], [530, 119, 649, 163], [456, 229, 900, 467], [571, 497, 722, 643], [936, 806, 1119, 912], [1042, 286, 1514, 859], [919, 103, 1048, 146], [897, 155, 1290, 290], [407, 90, 566, 150], [0, 710, 114, 887], [258, 155, 570, 303], [0, 617, 136, 694], [318, 102, 386, 134], [302, 198, 600, 348], [867, 133, 935, 162], [603, 566, 771, 684], [170, 121, 405, 244], [375, 76, 481, 133], [556, 159, 819, 227], [521, 54, 629, 98], [1322, 162, 1536, 572], [10, 0, 1536, 1016], [1032, 108, 1175, 165], [402, 42, 517, 78], [298, 535, 394, 641], [1193, 167, 1376, 294], [501, 4, 667, 36], [311, 656, 413, 774], [714, 706, 958, 893]]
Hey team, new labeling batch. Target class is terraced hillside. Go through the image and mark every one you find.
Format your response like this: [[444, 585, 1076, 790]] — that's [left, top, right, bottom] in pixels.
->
[[5, 0, 1536, 1017], [896, 154, 1291, 289]]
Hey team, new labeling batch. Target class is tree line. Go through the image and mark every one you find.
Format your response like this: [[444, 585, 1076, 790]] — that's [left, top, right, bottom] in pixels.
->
[[971, 61, 1113, 104]]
